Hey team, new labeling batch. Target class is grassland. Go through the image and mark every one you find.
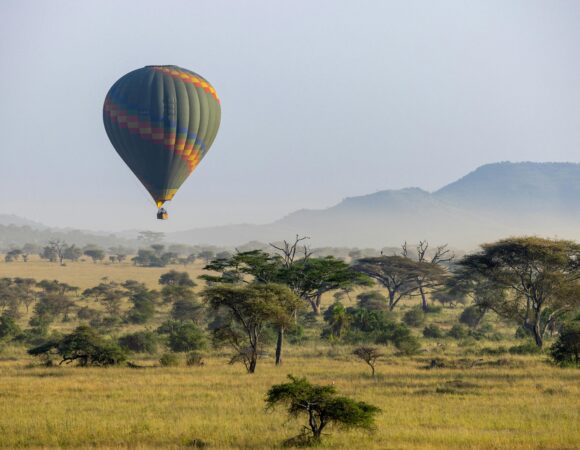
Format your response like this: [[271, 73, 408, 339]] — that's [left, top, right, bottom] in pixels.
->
[[0, 258, 579, 449]]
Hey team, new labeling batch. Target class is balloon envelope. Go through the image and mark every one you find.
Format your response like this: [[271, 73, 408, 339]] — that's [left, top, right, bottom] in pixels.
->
[[103, 65, 221, 207]]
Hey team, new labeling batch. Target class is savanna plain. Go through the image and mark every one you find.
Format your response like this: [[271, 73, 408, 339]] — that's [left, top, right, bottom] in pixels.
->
[[0, 258, 578, 450]]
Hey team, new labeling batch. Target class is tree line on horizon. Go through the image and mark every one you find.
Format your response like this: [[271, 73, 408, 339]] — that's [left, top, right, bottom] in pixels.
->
[[0, 235, 578, 371]]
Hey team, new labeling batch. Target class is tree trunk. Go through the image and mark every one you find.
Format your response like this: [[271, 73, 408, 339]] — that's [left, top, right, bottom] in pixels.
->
[[275, 327, 284, 366], [388, 291, 397, 311], [419, 284, 428, 312], [309, 410, 322, 440], [532, 320, 543, 348], [309, 299, 321, 315], [248, 350, 258, 373]]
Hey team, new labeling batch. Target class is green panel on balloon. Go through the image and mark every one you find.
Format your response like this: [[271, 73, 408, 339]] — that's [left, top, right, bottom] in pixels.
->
[[103, 66, 221, 210]]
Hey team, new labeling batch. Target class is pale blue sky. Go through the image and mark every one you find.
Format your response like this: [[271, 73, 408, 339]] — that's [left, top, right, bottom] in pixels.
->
[[1, 0, 579, 231]]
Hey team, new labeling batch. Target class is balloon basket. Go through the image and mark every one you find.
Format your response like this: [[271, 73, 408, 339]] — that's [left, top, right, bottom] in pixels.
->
[[157, 209, 168, 220]]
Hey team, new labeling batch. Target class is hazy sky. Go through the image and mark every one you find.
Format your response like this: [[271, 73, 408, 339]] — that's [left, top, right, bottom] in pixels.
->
[[1, 0, 579, 232]]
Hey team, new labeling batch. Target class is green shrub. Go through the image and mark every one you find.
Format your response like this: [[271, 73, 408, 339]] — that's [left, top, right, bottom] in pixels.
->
[[356, 291, 389, 312], [394, 334, 421, 355], [423, 324, 444, 339], [402, 308, 425, 327], [118, 331, 158, 354], [550, 322, 580, 367], [286, 324, 305, 344], [167, 321, 206, 352], [459, 306, 485, 328], [0, 314, 21, 340], [448, 324, 469, 339], [160, 352, 180, 367]]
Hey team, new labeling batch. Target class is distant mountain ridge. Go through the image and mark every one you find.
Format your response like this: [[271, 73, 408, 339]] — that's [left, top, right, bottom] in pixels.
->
[[435, 162, 580, 214], [3, 162, 580, 250], [169, 162, 580, 249]]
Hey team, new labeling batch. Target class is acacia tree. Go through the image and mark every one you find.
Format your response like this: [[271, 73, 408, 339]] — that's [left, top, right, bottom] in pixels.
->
[[63, 245, 82, 262], [283, 257, 371, 315], [266, 375, 380, 445], [353, 256, 426, 310], [84, 249, 105, 263], [353, 346, 383, 377], [13, 278, 37, 313], [83, 282, 125, 316], [0, 279, 20, 317], [459, 237, 580, 347], [43, 240, 67, 265], [202, 250, 291, 364], [28, 325, 126, 366], [202, 283, 301, 373]]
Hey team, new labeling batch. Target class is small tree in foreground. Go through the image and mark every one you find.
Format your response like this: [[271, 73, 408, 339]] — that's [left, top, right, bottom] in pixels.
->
[[353, 346, 382, 377], [266, 375, 380, 445]]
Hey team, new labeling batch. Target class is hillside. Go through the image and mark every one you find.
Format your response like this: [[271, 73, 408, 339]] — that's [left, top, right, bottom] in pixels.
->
[[169, 162, 580, 249], [4, 162, 580, 250]]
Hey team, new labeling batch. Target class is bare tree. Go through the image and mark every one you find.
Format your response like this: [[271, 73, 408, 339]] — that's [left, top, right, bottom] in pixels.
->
[[402, 241, 453, 311], [269, 235, 311, 268], [353, 256, 424, 310]]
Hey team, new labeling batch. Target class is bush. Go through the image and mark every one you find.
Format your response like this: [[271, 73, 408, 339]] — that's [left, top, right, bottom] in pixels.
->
[[186, 351, 205, 366], [160, 352, 180, 367], [459, 306, 485, 328], [423, 324, 444, 339], [393, 332, 421, 355], [448, 324, 469, 339], [374, 322, 421, 355], [0, 314, 21, 341], [402, 308, 425, 327], [286, 324, 305, 345], [167, 321, 206, 352], [550, 322, 580, 367], [356, 291, 389, 312], [118, 331, 158, 354]]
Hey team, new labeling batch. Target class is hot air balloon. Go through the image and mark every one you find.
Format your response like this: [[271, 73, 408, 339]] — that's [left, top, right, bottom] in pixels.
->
[[103, 65, 221, 220]]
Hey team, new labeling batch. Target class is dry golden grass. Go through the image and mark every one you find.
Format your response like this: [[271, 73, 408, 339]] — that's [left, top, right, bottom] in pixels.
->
[[1, 258, 579, 449], [0, 257, 207, 291], [0, 349, 578, 449]]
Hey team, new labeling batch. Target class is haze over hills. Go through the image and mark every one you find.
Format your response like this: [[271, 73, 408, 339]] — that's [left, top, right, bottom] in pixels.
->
[[2, 162, 580, 251], [169, 162, 580, 250]]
